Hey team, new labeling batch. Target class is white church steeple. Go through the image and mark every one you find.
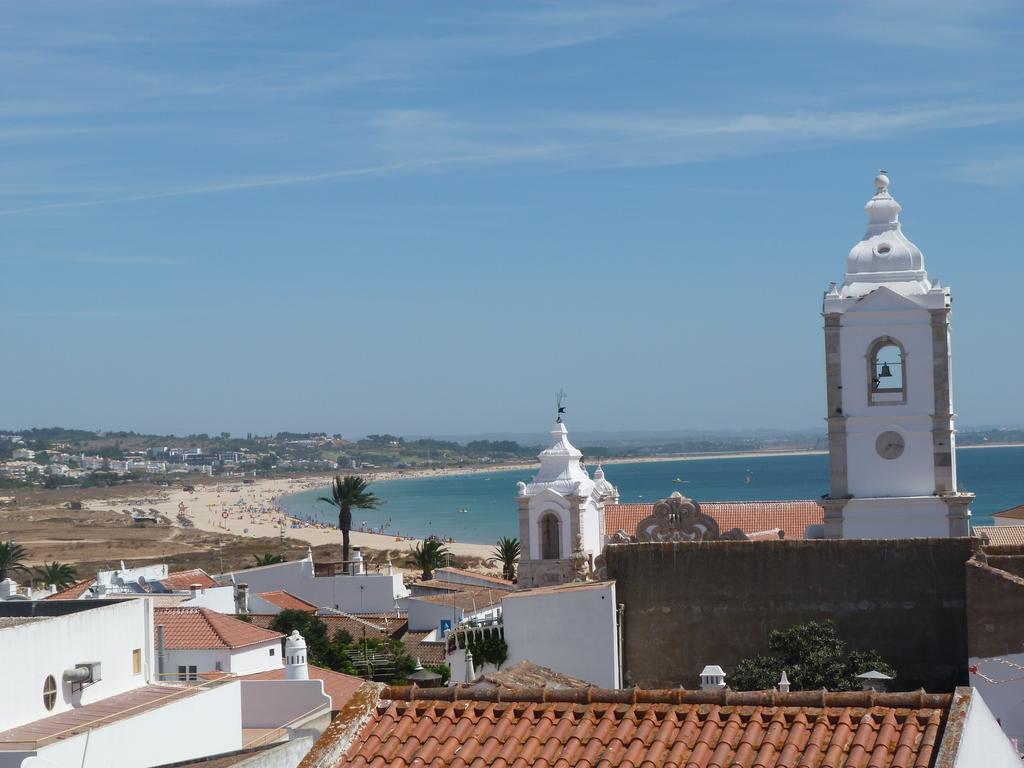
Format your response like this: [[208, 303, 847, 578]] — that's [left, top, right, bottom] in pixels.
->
[[820, 173, 972, 539]]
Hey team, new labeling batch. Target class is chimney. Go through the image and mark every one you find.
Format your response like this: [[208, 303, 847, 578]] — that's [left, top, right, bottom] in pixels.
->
[[386, 558, 394, 576], [699, 665, 726, 692], [234, 583, 249, 614], [465, 648, 476, 683], [285, 630, 309, 681], [856, 670, 894, 692], [0, 578, 16, 600], [156, 624, 167, 681], [778, 671, 790, 692], [351, 547, 364, 576], [189, 583, 202, 600]]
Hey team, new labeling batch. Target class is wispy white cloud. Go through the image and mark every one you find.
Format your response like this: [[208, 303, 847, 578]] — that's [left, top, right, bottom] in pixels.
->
[[953, 148, 1024, 187]]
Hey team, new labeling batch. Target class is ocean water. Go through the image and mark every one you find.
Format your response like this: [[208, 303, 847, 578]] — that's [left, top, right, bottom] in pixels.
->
[[277, 446, 1024, 546]]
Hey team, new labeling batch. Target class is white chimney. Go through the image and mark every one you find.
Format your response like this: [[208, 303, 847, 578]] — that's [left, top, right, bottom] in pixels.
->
[[285, 630, 308, 681], [189, 583, 201, 600], [386, 558, 394, 576], [234, 583, 249, 614], [465, 648, 476, 683], [778, 671, 790, 692], [351, 547, 364, 575], [856, 670, 893, 692], [699, 665, 726, 692], [0, 578, 17, 600]]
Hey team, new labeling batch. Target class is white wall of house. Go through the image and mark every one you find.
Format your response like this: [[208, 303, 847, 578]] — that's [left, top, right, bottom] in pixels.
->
[[0, 600, 153, 732], [950, 687, 1023, 767], [501, 582, 620, 689], [9, 679, 243, 768], [239, 680, 330, 728], [164, 639, 281, 677], [247, 594, 288, 614], [217, 559, 408, 613], [180, 586, 238, 613], [969, 653, 1024, 748], [404, 597, 463, 633]]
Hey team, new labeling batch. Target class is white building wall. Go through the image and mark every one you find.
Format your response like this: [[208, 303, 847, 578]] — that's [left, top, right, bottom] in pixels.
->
[[180, 586, 238, 613], [969, 652, 1024, 748], [841, 497, 954, 539], [500, 583, 619, 688], [239, 680, 330, 728], [18, 680, 243, 768], [163, 640, 281, 677], [404, 597, 463, 633], [217, 559, 408, 613], [0, 600, 153, 732], [950, 688, 1023, 768]]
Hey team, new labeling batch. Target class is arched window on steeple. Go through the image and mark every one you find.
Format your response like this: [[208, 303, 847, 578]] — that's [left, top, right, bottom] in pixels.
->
[[539, 513, 561, 560], [868, 337, 906, 405]]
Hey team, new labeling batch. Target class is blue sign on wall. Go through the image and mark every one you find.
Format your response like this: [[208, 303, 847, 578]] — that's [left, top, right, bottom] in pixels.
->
[[439, 619, 452, 636]]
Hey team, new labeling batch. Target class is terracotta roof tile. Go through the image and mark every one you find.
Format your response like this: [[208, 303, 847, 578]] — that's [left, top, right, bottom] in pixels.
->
[[400, 630, 447, 664], [248, 613, 407, 640], [44, 578, 94, 600], [975, 525, 1024, 547], [604, 501, 823, 540], [240, 664, 364, 711], [331, 687, 952, 768], [993, 504, 1024, 520], [159, 568, 218, 591], [154, 607, 282, 649], [256, 590, 318, 612]]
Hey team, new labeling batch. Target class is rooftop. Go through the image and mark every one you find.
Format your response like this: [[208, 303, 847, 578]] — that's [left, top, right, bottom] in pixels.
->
[[0, 685, 200, 749], [604, 501, 823, 541], [256, 590, 318, 612], [0, 616, 53, 630], [329, 686, 953, 768], [433, 567, 514, 588], [160, 568, 218, 591], [154, 607, 283, 650], [44, 578, 94, 601], [472, 661, 590, 692], [411, 586, 511, 610], [975, 525, 1024, 547], [992, 504, 1024, 520]]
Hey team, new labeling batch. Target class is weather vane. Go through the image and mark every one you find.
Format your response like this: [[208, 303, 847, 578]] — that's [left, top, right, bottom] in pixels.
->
[[555, 389, 567, 423]]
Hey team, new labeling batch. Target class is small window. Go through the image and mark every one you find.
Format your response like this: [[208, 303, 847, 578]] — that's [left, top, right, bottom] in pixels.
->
[[188, 665, 197, 681], [868, 338, 907, 405], [43, 675, 57, 710], [177, 665, 187, 682], [269, 648, 275, 656], [132, 649, 142, 675]]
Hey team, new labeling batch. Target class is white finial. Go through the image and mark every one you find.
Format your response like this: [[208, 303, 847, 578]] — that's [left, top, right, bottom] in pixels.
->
[[778, 670, 790, 692], [465, 648, 476, 682], [875, 169, 890, 195]]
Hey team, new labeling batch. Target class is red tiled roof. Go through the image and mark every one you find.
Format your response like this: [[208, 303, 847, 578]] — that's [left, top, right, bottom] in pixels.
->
[[334, 687, 951, 768], [257, 590, 318, 612], [160, 568, 218, 591], [248, 613, 407, 640], [241, 664, 364, 712], [604, 501, 823, 540], [400, 630, 447, 665], [433, 567, 514, 588], [44, 578, 93, 600], [993, 504, 1024, 520], [154, 607, 282, 649], [975, 525, 1024, 547]]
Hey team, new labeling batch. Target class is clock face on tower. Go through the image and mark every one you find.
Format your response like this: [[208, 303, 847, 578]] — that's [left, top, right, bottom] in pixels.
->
[[875, 431, 905, 460]]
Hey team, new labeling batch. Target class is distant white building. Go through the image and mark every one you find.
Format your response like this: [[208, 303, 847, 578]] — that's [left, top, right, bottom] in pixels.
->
[[216, 548, 409, 614], [820, 173, 973, 538], [154, 607, 283, 680]]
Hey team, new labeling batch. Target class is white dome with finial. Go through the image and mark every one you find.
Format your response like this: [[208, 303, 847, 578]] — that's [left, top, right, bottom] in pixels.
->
[[842, 171, 931, 297], [523, 420, 594, 497], [592, 464, 617, 500]]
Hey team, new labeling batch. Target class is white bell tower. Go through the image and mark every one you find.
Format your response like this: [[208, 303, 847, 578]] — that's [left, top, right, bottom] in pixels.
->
[[820, 173, 972, 538], [515, 418, 617, 587]]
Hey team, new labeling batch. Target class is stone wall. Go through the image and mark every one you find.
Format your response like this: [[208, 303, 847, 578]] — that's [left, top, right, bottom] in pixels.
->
[[966, 558, 1024, 658], [606, 538, 976, 691]]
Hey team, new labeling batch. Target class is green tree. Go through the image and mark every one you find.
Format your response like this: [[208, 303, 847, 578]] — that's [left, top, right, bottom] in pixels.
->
[[269, 610, 331, 664], [252, 553, 285, 566], [729, 619, 896, 692], [35, 561, 78, 590], [318, 475, 380, 565], [0, 540, 28, 581], [489, 537, 521, 581], [407, 539, 451, 581]]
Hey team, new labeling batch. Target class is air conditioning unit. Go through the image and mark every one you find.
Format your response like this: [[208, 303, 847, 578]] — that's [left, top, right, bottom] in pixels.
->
[[64, 662, 102, 693]]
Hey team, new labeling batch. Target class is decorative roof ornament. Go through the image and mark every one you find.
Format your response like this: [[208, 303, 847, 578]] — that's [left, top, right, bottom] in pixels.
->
[[841, 171, 931, 298], [522, 418, 594, 498]]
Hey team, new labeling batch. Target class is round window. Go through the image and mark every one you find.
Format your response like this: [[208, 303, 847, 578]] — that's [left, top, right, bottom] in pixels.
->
[[876, 243, 892, 255], [43, 675, 57, 710]]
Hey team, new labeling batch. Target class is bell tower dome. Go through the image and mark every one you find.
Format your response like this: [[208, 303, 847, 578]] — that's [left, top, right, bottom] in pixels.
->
[[820, 173, 972, 538]]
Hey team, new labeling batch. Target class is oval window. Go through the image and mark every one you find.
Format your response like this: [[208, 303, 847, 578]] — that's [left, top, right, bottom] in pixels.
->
[[43, 675, 57, 710], [876, 243, 892, 255]]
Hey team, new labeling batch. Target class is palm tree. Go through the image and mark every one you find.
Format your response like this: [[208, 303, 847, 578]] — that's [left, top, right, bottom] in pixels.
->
[[407, 539, 451, 581], [489, 537, 521, 581], [0, 540, 27, 582], [318, 475, 380, 566], [35, 561, 78, 590], [253, 553, 286, 566]]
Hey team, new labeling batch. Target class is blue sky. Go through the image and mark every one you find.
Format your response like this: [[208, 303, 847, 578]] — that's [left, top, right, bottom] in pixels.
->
[[2, 1, 1022, 438]]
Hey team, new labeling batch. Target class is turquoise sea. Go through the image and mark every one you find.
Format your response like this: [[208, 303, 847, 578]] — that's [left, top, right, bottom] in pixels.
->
[[277, 445, 1024, 546]]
